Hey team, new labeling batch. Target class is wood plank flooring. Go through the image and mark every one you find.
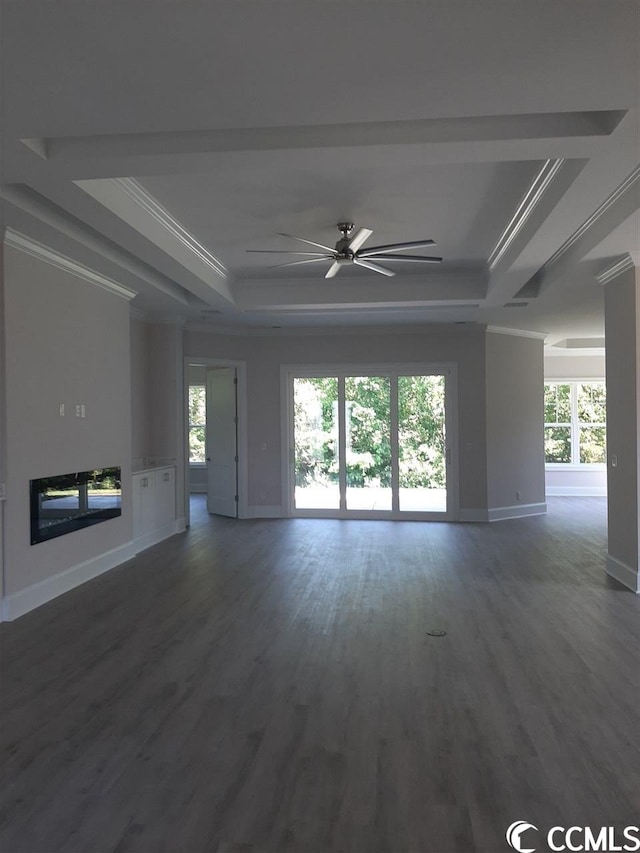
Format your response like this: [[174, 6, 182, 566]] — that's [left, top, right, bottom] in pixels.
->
[[1, 497, 639, 853]]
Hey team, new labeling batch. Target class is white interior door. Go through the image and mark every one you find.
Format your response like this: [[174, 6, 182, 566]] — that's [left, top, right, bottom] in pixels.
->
[[206, 367, 238, 517]]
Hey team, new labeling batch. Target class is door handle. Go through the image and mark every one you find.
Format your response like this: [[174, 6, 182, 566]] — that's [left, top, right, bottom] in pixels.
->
[[206, 457, 211, 461]]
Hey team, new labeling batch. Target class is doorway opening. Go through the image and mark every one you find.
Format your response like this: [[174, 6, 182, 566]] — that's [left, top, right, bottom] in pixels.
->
[[284, 365, 458, 520], [184, 359, 247, 525]]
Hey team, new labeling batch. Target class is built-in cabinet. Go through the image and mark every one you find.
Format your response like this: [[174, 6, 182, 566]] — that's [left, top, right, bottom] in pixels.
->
[[132, 465, 177, 551]]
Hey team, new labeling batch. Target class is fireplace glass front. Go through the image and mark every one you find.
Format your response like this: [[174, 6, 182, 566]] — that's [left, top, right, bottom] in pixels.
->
[[30, 467, 122, 545]]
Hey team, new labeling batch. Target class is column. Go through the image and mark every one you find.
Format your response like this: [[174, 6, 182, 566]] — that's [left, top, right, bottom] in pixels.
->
[[601, 255, 640, 592]]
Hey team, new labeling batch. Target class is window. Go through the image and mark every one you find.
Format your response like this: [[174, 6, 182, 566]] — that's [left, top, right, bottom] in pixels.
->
[[544, 382, 606, 465], [188, 385, 206, 464]]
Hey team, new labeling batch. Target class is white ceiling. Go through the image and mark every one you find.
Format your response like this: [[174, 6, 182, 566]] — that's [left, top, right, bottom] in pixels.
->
[[1, 0, 638, 346]]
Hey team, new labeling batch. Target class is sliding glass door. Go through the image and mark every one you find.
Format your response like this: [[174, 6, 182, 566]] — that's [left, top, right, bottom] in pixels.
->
[[345, 376, 392, 511], [293, 377, 339, 510], [290, 367, 455, 519], [398, 374, 447, 513]]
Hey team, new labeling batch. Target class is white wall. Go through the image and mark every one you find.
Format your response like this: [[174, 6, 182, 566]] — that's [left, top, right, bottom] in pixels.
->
[[185, 325, 490, 515], [146, 323, 185, 520], [3, 244, 133, 598], [0, 244, 6, 604], [544, 353, 605, 380], [485, 332, 546, 513], [130, 315, 152, 470], [604, 267, 639, 587]]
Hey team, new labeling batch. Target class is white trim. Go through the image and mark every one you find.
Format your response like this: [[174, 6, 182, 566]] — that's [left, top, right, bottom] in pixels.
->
[[133, 518, 186, 555], [182, 357, 249, 525], [113, 179, 228, 279], [248, 303, 483, 316], [488, 158, 565, 270], [184, 322, 489, 338], [545, 346, 606, 356], [605, 553, 639, 593], [1, 185, 189, 307], [487, 502, 547, 521], [546, 165, 640, 270], [487, 326, 548, 340], [246, 505, 284, 519], [1, 541, 137, 622], [4, 229, 137, 301], [546, 486, 607, 496], [545, 463, 606, 471], [596, 253, 636, 286]]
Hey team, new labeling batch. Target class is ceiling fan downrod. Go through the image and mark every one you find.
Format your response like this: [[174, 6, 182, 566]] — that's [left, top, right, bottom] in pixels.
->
[[335, 222, 355, 257]]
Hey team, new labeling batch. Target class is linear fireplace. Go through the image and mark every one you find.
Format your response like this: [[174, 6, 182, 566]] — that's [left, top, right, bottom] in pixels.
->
[[30, 467, 122, 545]]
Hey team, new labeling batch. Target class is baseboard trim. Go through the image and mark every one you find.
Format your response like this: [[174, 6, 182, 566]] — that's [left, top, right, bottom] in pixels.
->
[[488, 502, 547, 522], [606, 553, 639, 593], [133, 518, 186, 554], [546, 486, 607, 496], [459, 503, 547, 523], [189, 486, 207, 494], [246, 505, 284, 519], [1, 541, 137, 622]]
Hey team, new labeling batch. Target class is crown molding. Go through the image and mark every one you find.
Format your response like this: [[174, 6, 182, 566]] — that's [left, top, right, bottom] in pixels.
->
[[595, 253, 636, 285], [487, 325, 547, 340], [112, 178, 228, 279], [185, 321, 488, 338], [546, 165, 640, 271], [4, 228, 137, 301], [544, 347, 606, 357], [1, 183, 190, 306], [488, 158, 565, 271]]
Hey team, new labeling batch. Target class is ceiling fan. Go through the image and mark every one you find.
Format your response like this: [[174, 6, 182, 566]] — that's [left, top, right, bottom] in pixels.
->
[[247, 222, 443, 278]]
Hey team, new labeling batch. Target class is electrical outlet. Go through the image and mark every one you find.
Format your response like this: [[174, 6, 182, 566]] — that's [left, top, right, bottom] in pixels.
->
[[59, 403, 65, 417], [75, 404, 81, 417], [611, 454, 618, 468], [80, 404, 86, 418]]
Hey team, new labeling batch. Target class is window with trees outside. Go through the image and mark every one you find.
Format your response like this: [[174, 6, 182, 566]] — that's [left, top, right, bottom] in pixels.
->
[[189, 385, 206, 464], [544, 382, 606, 465]]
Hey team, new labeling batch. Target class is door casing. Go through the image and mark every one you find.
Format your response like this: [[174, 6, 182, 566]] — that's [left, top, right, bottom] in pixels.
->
[[183, 357, 248, 526]]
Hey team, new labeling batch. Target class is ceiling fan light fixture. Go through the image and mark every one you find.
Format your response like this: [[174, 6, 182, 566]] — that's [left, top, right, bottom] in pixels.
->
[[249, 223, 443, 278]]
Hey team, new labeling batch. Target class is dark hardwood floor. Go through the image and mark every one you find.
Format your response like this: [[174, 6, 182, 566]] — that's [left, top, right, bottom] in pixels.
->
[[1, 497, 638, 853]]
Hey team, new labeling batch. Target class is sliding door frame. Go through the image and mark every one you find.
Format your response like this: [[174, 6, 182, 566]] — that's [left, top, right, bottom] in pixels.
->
[[281, 362, 459, 521]]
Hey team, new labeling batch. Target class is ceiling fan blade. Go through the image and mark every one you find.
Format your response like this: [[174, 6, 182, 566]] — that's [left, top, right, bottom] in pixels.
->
[[347, 227, 373, 253], [358, 239, 436, 257], [353, 258, 395, 277], [246, 250, 330, 256], [269, 257, 334, 270], [277, 232, 335, 252], [325, 261, 342, 278], [365, 254, 443, 264]]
